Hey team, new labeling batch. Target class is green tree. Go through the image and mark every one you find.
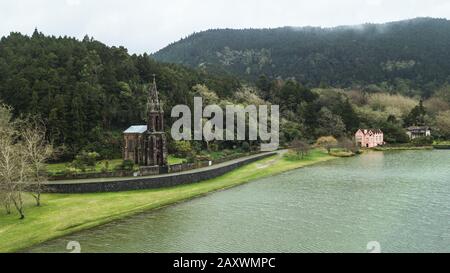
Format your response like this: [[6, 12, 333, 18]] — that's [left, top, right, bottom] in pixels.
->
[[256, 74, 272, 100], [405, 100, 427, 126], [336, 98, 360, 132], [316, 108, 346, 137], [379, 121, 409, 143]]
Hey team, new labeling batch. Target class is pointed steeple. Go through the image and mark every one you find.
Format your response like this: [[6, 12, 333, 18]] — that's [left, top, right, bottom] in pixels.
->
[[147, 74, 162, 112]]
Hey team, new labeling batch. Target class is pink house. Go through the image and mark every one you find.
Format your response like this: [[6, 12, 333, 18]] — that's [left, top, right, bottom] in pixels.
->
[[355, 129, 384, 148]]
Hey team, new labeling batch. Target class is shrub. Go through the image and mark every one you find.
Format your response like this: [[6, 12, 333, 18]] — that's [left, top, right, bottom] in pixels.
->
[[185, 153, 196, 164], [101, 160, 110, 173], [290, 139, 310, 159], [411, 136, 433, 146], [114, 160, 135, 171], [315, 136, 338, 154], [338, 137, 358, 153], [72, 151, 100, 171], [63, 167, 78, 175], [209, 143, 219, 152], [241, 142, 250, 152], [172, 141, 193, 158]]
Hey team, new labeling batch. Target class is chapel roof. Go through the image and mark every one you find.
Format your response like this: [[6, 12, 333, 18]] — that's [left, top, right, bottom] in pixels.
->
[[124, 125, 147, 134]]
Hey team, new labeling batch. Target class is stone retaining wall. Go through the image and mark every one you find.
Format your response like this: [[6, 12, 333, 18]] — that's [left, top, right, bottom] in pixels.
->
[[49, 153, 259, 181], [48, 170, 136, 181], [168, 161, 210, 174], [43, 152, 276, 194]]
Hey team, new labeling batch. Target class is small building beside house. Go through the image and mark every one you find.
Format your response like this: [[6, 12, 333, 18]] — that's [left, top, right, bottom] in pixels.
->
[[355, 129, 384, 148], [406, 126, 431, 140]]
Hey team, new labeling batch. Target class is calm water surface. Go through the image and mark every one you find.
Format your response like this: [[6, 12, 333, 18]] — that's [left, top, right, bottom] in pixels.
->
[[29, 150, 450, 253]]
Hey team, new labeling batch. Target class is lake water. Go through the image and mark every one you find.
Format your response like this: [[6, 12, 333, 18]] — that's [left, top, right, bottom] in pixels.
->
[[28, 150, 450, 253]]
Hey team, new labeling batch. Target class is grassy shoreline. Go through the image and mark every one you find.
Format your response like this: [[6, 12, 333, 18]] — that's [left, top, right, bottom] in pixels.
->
[[0, 149, 336, 253], [372, 146, 434, 151]]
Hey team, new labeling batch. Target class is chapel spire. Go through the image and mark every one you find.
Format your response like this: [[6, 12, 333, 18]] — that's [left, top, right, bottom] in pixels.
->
[[147, 74, 162, 112]]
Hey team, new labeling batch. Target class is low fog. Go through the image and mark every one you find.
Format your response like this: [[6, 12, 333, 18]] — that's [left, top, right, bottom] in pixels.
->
[[1, 0, 450, 53]]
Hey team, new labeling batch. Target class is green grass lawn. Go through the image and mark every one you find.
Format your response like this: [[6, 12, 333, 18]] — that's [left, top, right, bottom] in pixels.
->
[[434, 140, 450, 145], [167, 155, 186, 165], [202, 150, 243, 160], [47, 156, 186, 175], [0, 149, 335, 253]]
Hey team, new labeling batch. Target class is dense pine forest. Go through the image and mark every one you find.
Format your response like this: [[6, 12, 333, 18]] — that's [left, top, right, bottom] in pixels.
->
[[154, 18, 450, 98], [0, 30, 240, 159]]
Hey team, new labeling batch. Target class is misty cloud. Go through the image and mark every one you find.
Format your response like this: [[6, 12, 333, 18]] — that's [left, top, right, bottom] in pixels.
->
[[1, 0, 449, 54]]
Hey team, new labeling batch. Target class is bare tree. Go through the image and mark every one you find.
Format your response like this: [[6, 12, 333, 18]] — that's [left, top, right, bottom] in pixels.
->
[[0, 182, 12, 214], [339, 137, 358, 153], [0, 125, 27, 219], [291, 139, 310, 159], [13, 144, 29, 219], [20, 119, 53, 207], [0, 105, 49, 219], [0, 103, 13, 215], [0, 105, 54, 216]]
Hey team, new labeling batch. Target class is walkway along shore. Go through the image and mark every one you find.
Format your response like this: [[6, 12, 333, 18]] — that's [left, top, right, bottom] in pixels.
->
[[43, 152, 278, 193]]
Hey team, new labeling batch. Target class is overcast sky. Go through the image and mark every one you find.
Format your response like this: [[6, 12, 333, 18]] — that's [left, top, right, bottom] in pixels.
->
[[1, 0, 449, 54]]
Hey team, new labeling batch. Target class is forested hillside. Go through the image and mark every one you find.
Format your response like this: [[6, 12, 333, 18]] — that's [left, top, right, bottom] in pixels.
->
[[0, 30, 240, 159], [154, 18, 450, 98], [1, 27, 450, 162]]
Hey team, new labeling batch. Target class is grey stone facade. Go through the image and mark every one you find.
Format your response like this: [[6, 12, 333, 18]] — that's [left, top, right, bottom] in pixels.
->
[[123, 76, 168, 167]]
